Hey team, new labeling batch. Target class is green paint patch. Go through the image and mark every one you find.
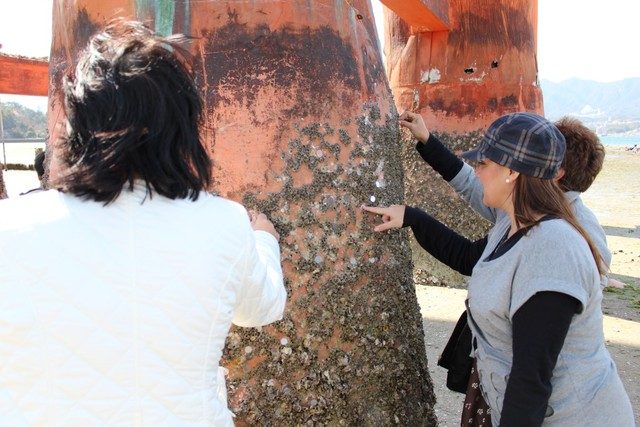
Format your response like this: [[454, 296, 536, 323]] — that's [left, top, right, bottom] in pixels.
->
[[154, 0, 175, 37]]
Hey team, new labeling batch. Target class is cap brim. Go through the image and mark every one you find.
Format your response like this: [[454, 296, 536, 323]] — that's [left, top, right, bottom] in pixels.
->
[[460, 147, 485, 162]]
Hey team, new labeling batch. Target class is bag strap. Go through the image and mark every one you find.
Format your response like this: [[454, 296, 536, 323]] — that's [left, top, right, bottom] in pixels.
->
[[437, 310, 468, 369]]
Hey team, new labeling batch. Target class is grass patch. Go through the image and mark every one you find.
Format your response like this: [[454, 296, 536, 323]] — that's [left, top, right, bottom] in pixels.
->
[[605, 282, 640, 309]]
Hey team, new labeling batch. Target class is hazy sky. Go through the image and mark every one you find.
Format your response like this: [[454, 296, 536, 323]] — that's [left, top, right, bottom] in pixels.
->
[[1, 0, 639, 110]]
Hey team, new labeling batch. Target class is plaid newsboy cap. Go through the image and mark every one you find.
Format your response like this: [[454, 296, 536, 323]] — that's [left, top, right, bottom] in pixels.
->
[[462, 112, 566, 179]]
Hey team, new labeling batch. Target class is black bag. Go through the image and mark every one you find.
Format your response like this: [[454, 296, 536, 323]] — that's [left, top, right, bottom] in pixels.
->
[[437, 310, 473, 394]]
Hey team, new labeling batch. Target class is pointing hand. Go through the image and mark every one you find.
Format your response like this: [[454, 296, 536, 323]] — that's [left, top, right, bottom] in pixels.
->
[[361, 204, 406, 232]]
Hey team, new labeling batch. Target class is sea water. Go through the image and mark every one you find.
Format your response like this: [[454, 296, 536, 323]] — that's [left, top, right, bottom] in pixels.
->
[[599, 135, 640, 148]]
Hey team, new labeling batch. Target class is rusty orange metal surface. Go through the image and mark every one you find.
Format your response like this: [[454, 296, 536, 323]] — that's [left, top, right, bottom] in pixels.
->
[[385, 0, 543, 133], [0, 53, 49, 96], [48, 1, 436, 424]]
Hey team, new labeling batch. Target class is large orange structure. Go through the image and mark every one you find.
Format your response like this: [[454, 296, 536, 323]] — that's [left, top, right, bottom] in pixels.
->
[[47, 1, 436, 425]]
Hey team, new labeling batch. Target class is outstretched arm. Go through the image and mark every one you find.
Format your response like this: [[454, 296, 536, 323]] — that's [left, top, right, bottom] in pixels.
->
[[447, 160, 497, 223], [362, 205, 487, 276]]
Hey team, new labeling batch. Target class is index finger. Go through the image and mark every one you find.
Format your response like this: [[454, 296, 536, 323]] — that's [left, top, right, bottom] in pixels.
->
[[398, 119, 414, 129], [361, 205, 390, 215]]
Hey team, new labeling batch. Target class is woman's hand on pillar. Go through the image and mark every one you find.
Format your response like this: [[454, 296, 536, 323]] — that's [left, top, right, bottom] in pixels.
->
[[399, 111, 430, 143], [361, 205, 406, 232], [249, 210, 280, 241]]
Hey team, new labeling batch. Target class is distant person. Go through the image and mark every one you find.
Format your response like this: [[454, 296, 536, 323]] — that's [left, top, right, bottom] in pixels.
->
[[0, 20, 286, 426], [19, 149, 46, 195], [625, 143, 637, 151], [365, 112, 634, 426], [0, 168, 7, 199]]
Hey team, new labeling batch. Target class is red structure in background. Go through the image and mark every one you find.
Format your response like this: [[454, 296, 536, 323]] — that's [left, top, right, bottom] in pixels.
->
[[0, 53, 49, 97], [0, 0, 544, 132], [383, 0, 542, 132]]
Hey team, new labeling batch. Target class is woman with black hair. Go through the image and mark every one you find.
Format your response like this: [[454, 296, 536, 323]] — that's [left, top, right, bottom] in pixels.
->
[[0, 20, 285, 426]]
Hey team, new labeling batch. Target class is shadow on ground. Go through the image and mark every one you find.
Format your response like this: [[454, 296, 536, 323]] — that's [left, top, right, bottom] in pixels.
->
[[603, 225, 640, 238]]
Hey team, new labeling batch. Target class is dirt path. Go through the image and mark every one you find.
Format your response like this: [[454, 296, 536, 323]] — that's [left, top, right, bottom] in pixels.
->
[[416, 285, 640, 426]]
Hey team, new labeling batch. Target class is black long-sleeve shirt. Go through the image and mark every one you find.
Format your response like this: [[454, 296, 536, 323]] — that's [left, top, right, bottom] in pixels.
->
[[406, 135, 580, 425], [415, 134, 464, 181], [403, 206, 486, 276]]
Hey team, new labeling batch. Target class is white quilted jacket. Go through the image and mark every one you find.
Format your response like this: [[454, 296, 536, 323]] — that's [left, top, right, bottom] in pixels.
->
[[0, 185, 286, 426]]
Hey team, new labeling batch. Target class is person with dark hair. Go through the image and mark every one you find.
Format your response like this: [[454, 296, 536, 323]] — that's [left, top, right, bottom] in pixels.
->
[[554, 116, 605, 193], [0, 168, 7, 199], [364, 113, 633, 426], [554, 117, 627, 288], [34, 149, 46, 182], [19, 149, 46, 195], [0, 20, 286, 426]]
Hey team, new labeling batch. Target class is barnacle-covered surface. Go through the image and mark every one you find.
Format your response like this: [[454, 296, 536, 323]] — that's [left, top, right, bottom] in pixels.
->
[[226, 105, 436, 425]]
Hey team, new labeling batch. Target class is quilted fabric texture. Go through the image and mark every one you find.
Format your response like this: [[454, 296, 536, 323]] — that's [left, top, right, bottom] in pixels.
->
[[0, 185, 286, 426]]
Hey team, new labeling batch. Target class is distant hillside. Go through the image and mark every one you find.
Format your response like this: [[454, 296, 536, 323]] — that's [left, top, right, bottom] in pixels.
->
[[541, 78, 640, 136], [0, 102, 47, 139]]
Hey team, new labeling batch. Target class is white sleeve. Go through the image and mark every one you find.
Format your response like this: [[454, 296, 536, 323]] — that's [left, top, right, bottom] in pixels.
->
[[232, 229, 286, 327], [448, 162, 498, 223]]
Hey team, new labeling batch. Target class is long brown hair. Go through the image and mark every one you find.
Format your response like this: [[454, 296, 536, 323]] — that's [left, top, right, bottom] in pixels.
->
[[513, 175, 605, 275]]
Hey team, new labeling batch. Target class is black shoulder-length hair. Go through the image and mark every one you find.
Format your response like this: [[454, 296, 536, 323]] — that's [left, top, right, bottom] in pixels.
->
[[54, 19, 211, 203]]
